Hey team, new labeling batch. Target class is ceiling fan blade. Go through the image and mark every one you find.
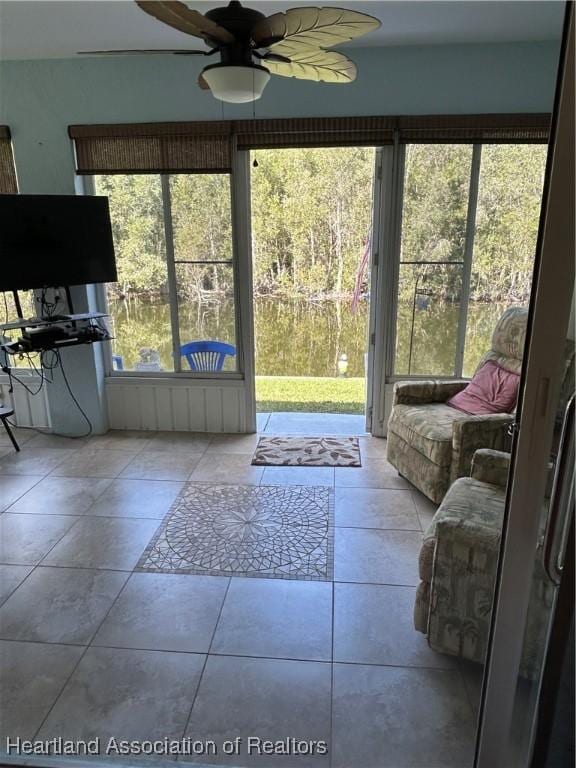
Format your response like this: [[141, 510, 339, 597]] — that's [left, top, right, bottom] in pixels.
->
[[252, 6, 380, 50], [255, 51, 292, 64], [135, 1, 235, 45], [264, 47, 357, 84], [77, 49, 209, 56]]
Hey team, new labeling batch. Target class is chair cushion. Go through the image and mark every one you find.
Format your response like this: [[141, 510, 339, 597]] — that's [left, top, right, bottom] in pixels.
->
[[447, 360, 519, 415], [418, 476, 506, 583], [474, 306, 528, 376], [491, 306, 528, 364], [388, 403, 459, 467]]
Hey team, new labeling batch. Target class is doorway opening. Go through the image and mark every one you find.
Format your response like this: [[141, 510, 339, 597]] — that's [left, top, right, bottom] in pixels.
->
[[249, 146, 376, 434]]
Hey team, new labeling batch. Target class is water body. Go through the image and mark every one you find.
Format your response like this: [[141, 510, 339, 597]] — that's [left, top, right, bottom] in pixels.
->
[[108, 297, 512, 378]]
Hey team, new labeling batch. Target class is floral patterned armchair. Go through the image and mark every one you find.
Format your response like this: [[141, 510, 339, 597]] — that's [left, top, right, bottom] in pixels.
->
[[414, 449, 554, 677], [386, 306, 528, 503]]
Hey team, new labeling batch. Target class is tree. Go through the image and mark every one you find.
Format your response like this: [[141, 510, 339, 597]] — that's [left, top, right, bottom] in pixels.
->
[[96, 143, 546, 307], [94, 174, 167, 297]]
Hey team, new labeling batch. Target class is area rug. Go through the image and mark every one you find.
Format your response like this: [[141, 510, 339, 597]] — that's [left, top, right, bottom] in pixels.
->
[[136, 483, 334, 581], [251, 436, 361, 467]]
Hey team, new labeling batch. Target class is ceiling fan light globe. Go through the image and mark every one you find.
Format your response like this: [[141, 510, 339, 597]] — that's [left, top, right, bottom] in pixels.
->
[[201, 64, 270, 103]]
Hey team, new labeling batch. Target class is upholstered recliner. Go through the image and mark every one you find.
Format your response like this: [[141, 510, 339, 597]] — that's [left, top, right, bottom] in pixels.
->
[[414, 449, 553, 676], [386, 306, 528, 503]]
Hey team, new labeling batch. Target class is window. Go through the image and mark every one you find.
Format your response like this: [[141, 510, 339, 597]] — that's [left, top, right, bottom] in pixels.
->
[[170, 175, 236, 372], [394, 143, 547, 378], [463, 144, 547, 376], [93, 173, 238, 374], [394, 144, 472, 376]]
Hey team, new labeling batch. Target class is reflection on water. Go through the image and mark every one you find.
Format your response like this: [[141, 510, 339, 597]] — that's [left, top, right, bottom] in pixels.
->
[[108, 297, 513, 378], [395, 301, 517, 378]]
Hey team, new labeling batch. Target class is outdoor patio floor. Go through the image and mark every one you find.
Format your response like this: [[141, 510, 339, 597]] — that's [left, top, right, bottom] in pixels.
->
[[0, 426, 482, 768], [257, 412, 368, 436]]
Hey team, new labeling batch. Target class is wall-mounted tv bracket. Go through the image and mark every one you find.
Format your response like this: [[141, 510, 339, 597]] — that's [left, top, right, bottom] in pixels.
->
[[12, 291, 23, 319], [64, 286, 75, 316], [11, 286, 76, 321]]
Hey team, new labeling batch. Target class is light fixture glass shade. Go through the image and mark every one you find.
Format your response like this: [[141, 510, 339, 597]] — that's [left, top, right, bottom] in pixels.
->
[[202, 65, 270, 103]]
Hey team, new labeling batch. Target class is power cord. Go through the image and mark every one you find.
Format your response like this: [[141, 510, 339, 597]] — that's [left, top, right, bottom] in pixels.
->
[[1, 363, 46, 397], [1, 295, 93, 439], [53, 349, 93, 438], [39, 287, 61, 319], [1, 348, 93, 439]]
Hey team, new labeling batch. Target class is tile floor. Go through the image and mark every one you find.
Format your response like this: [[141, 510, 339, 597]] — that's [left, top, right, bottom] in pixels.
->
[[0, 421, 480, 768]]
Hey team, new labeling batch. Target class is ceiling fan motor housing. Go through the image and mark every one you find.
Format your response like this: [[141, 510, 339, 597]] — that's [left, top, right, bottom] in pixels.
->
[[205, 1, 267, 69], [201, 0, 270, 101], [205, 1, 266, 45]]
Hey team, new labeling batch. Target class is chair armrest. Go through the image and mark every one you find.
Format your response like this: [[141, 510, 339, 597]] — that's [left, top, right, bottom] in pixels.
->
[[471, 449, 511, 488], [427, 517, 502, 661], [431, 515, 553, 671], [392, 380, 468, 406], [435, 516, 502, 553], [450, 413, 513, 483]]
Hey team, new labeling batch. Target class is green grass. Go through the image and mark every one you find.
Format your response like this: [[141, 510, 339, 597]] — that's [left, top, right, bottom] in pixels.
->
[[255, 376, 365, 414]]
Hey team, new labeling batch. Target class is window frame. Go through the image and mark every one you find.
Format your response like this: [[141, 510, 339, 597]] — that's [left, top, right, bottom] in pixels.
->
[[87, 172, 245, 380], [389, 140, 548, 381], [87, 137, 546, 390], [391, 142, 482, 380]]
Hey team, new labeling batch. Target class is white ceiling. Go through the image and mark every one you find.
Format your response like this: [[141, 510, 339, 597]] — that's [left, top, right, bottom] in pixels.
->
[[0, 0, 565, 60]]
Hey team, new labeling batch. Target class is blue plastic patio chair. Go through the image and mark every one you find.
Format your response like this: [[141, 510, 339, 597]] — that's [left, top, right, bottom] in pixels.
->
[[179, 341, 236, 372]]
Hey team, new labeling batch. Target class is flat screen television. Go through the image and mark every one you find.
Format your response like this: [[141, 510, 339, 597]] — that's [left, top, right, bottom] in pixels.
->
[[0, 194, 117, 291]]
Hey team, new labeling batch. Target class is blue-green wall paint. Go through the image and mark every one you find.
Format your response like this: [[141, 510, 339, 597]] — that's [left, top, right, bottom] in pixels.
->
[[0, 41, 561, 192], [0, 40, 561, 432]]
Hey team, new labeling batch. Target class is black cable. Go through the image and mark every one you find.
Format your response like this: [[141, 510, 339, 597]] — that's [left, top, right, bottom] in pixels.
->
[[40, 349, 59, 373], [40, 287, 58, 319], [1, 364, 45, 397], [53, 349, 93, 438], [24, 352, 51, 386], [2, 347, 92, 439], [4, 418, 48, 436], [1, 311, 95, 437]]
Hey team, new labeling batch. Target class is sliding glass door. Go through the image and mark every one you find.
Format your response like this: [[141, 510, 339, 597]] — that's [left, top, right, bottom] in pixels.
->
[[477, 11, 574, 763]]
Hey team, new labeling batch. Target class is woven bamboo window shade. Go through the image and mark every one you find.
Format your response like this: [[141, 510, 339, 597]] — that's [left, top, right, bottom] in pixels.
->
[[69, 113, 550, 174], [68, 122, 234, 174], [0, 127, 18, 193], [397, 113, 550, 143], [233, 116, 396, 149]]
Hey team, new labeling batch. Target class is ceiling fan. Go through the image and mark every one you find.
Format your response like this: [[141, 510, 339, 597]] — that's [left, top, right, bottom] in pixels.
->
[[79, 0, 381, 103]]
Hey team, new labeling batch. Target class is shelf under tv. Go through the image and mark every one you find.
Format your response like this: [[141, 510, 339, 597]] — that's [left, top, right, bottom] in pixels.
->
[[0, 312, 108, 333], [1, 312, 112, 356], [2, 331, 112, 355]]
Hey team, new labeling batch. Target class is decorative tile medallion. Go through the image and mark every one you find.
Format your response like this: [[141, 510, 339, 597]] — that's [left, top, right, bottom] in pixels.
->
[[252, 436, 361, 467], [137, 483, 334, 581]]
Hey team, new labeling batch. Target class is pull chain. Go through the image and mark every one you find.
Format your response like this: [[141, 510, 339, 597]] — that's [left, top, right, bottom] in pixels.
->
[[252, 69, 259, 168]]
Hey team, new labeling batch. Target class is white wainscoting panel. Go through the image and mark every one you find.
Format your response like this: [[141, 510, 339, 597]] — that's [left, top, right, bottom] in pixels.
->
[[0, 374, 51, 428], [105, 377, 249, 433]]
